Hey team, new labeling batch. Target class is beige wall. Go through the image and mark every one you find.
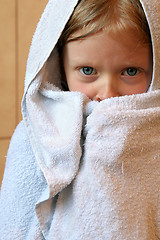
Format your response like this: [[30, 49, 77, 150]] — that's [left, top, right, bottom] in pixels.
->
[[0, 0, 48, 186]]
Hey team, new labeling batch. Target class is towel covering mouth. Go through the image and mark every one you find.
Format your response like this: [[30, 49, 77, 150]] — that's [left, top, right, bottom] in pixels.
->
[[18, 0, 160, 238]]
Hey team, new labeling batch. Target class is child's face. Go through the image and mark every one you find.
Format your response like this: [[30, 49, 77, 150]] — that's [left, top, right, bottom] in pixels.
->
[[63, 29, 152, 101]]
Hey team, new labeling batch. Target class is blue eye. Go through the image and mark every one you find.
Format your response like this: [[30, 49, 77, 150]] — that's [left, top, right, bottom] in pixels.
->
[[125, 68, 138, 76], [80, 67, 95, 75]]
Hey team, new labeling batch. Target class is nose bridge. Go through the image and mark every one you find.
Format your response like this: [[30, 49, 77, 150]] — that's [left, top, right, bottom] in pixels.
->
[[96, 75, 119, 101]]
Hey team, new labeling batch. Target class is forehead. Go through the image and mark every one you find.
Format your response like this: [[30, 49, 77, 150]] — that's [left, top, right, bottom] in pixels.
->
[[65, 29, 150, 59], [63, 28, 152, 77], [68, 23, 148, 45]]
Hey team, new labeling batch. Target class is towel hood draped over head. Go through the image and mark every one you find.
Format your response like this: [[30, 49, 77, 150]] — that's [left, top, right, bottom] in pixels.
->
[[0, 0, 160, 239]]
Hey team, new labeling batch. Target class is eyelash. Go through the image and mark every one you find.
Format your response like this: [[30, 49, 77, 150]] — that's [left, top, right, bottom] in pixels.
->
[[78, 66, 141, 77], [79, 67, 97, 76], [122, 68, 140, 76]]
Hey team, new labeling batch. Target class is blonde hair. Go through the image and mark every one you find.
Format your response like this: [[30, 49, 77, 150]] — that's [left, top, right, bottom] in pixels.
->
[[58, 0, 151, 48]]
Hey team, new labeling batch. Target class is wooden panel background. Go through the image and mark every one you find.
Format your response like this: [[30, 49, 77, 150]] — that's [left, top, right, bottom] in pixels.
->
[[0, 0, 48, 186]]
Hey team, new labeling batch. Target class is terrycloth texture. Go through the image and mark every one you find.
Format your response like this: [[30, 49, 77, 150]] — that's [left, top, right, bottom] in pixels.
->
[[0, 0, 160, 239], [0, 122, 46, 239]]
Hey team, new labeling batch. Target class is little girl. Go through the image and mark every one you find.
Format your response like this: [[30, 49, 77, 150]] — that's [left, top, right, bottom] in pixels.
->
[[59, 0, 152, 99], [0, 0, 160, 239]]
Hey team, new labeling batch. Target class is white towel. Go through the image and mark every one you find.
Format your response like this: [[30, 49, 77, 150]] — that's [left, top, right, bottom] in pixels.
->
[[0, 0, 160, 239]]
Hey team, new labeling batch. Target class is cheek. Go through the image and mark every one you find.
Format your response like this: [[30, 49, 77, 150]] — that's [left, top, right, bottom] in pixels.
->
[[67, 79, 95, 99], [133, 82, 149, 94], [80, 87, 95, 99], [138, 73, 152, 93], [121, 81, 150, 95]]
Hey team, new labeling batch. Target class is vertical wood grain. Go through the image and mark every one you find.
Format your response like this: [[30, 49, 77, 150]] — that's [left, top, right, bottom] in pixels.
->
[[0, 0, 48, 186], [0, 0, 16, 186], [0, 0, 16, 137]]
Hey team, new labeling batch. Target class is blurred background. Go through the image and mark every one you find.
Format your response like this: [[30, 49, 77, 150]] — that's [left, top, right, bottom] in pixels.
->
[[0, 0, 48, 186]]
